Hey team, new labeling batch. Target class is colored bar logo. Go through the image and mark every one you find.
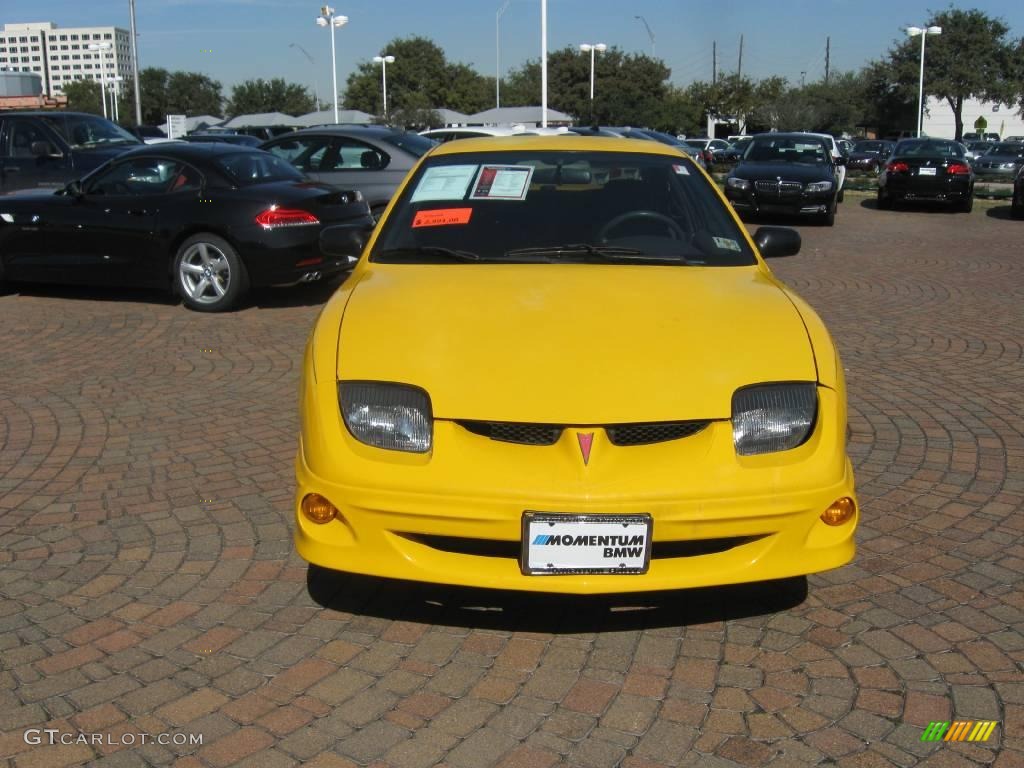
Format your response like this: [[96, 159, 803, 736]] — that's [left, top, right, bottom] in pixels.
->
[[921, 721, 998, 742]]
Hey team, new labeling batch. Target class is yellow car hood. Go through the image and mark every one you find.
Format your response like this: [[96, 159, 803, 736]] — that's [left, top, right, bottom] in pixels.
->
[[336, 265, 816, 423]]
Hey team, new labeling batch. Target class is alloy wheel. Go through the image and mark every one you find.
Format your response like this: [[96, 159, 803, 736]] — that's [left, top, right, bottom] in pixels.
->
[[178, 242, 231, 304]]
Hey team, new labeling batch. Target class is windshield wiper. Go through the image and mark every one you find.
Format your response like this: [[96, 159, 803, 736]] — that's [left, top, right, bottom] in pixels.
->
[[506, 243, 689, 265], [374, 246, 481, 263]]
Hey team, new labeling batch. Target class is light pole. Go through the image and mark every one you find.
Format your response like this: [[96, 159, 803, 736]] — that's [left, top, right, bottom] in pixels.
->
[[129, 0, 142, 125], [906, 25, 942, 138], [88, 42, 112, 119], [579, 43, 606, 118], [106, 76, 124, 122], [496, 0, 511, 108], [290, 42, 321, 111], [373, 55, 395, 122], [316, 6, 349, 124], [541, 0, 548, 127], [634, 15, 655, 57]]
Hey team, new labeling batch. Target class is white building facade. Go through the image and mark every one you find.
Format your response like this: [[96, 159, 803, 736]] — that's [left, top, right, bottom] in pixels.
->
[[923, 96, 1024, 140], [0, 22, 133, 98]]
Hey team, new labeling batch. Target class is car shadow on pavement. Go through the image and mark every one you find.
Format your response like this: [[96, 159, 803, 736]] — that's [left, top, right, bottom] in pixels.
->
[[985, 204, 1018, 220], [248, 274, 348, 310], [4, 282, 179, 306], [307, 567, 808, 633]]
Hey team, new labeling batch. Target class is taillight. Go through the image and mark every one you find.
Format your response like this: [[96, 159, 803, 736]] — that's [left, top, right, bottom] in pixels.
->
[[886, 161, 909, 173], [254, 207, 319, 229], [947, 162, 971, 176]]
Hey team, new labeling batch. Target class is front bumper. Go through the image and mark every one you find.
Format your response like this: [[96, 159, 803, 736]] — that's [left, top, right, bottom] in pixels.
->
[[295, 366, 857, 593], [725, 187, 834, 217]]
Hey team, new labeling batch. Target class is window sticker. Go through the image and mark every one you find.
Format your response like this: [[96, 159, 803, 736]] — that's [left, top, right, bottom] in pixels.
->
[[712, 236, 742, 252], [409, 165, 478, 203], [672, 164, 690, 175], [412, 208, 473, 228], [469, 165, 534, 200]]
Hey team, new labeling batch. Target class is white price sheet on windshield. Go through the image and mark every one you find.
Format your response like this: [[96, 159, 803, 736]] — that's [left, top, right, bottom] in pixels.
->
[[409, 165, 478, 203]]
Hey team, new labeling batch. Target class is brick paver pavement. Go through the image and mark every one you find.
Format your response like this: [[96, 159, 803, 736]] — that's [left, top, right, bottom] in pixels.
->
[[1, 196, 1022, 767]]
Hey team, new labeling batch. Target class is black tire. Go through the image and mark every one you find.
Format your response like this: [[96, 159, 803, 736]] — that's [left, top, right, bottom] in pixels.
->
[[957, 194, 974, 214], [1012, 195, 1024, 220], [819, 202, 836, 226], [173, 233, 249, 313], [877, 189, 891, 210], [837, 188, 845, 203]]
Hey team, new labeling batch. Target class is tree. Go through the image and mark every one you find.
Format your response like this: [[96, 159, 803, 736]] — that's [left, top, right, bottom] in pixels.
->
[[343, 36, 492, 117], [62, 79, 103, 116], [226, 78, 313, 117], [122, 67, 223, 125], [502, 47, 672, 126], [883, 8, 1018, 140]]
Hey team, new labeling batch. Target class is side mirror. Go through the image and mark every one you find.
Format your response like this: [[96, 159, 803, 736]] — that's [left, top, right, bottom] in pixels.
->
[[65, 180, 84, 197], [833, 155, 846, 166], [319, 221, 374, 262], [753, 226, 801, 259]]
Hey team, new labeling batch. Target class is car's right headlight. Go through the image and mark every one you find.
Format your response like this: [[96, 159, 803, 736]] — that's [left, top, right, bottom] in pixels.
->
[[732, 383, 817, 456], [805, 180, 834, 193], [339, 381, 432, 452], [726, 177, 751, 191]]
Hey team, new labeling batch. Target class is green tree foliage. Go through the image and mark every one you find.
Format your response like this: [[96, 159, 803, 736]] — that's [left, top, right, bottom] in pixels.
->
[[121, 68, 224, 125], [226, 78, 314, 117], [882, 8, 1019, 139], [61, 79, 103, 115], [501, 47, 672, 127], [343, 36, 492, 117]]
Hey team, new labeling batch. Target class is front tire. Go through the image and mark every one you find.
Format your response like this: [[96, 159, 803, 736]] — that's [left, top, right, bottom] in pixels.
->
[[174, 234, 248, 313], [877, 188, 892, 210], [820, 202, 836, 226]]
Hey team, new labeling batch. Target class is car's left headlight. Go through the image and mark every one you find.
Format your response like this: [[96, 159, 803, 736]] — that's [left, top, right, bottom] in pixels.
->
[[805, 181, 833, 193], [339, 381, 432, 452], [732, 383, 817, 456], [726, 177, 751, 191]]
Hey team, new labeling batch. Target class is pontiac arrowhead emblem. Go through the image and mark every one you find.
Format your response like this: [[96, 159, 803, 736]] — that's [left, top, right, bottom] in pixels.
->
[[577, 432, 594, 465]]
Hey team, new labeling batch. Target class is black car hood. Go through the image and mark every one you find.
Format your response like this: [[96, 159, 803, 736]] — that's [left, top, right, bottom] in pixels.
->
[[730, 161, 833, 182]]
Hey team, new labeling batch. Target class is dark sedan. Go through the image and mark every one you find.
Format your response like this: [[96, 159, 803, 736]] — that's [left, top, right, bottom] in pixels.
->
[[972, 143, 1024, 183], [0, 143, 372, 312], [1013, 167, 1024, 219], [0, 111, 142, 194], [724, 133, 842, 226], [260, 126, 436, 219], [715, 137, 753, 165], [877, 139, 973, 212], [846, 140, 894, 173]]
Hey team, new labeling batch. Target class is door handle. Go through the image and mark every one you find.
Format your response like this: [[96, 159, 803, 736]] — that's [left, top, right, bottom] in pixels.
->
[[127, 209, 147, 216]]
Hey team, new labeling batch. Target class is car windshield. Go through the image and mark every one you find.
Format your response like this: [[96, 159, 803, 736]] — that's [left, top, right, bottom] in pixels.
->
[[684, 140, 708, 150], [894, 140, 965, 158], [853, 141, 887, 153], [379, 132, 437, 158], [371, 150, 756, 267], [744, 137, 829, 164], [41, 114, 140, 149], [986, 143, 1024, 158], [966, 141, 992, 151], [214, 152, 305, 184]]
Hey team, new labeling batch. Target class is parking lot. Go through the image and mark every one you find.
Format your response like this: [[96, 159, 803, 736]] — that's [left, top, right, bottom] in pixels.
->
[[1, 195, 1022, 767]]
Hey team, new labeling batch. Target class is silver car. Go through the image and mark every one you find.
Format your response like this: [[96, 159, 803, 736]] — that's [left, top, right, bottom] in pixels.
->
[[260, 126, 436, 220]]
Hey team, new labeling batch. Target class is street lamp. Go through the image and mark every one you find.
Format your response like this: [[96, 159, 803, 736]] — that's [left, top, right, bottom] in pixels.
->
[[906, 25, 942, 138], [88, 42, 112, 119], [316, 5, 349, 124], [579, 43, 607, 104], [496, 0, 511, 108], [634, 15, 655, 57], [290, 42, 321, 112], [106, 76, 124, 122], [372, 55, 395, 122]]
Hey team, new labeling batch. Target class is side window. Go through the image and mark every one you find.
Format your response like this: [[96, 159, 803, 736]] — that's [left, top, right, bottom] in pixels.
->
[[7, 118, 53, 158], [87, 158, 183, 196], [265, 136, 330, 171], [327, 138, 390, 171], [168, 163, 203, 193]]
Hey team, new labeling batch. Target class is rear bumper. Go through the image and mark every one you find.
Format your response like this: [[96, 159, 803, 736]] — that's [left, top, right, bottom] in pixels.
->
[[881, 176, 972, 202], [235, 226, 354, 287]]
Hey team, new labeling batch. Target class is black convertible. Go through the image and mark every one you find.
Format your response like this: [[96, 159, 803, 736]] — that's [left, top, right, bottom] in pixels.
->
[[724, 133, 844, 226], [0, 143, 372, 311]]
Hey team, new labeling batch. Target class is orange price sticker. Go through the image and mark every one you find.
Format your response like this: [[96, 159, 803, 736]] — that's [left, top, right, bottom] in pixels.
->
[[412, 208, 473, 228]]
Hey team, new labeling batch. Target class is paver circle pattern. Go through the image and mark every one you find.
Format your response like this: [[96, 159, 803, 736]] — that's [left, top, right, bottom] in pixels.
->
[[0, 199, 1022, 768]]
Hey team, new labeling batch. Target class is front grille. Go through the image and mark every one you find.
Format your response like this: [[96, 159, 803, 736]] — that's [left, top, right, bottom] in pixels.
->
[[754, 180, 802, 196], [606, 421, 710, 446], [458, 420, 563, 445]]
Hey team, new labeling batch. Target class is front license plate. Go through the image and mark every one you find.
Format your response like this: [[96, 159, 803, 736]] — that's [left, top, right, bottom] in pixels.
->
[[521, 513, 652, 575], [918, 167, 937, 176]]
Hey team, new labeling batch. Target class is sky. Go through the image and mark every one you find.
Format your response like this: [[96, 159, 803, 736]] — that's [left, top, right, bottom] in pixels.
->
[[4, 0, 1024, 105]]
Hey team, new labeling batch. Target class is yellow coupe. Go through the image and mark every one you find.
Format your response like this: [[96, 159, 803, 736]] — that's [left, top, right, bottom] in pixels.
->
[[295, 136, 857, 593]]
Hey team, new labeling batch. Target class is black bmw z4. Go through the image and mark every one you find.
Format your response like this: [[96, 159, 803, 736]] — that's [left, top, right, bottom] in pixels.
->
[[0, 143, 372, 312]]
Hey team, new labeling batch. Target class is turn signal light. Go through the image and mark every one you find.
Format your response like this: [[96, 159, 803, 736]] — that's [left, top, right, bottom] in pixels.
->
[[255, 207, 320, 229], [886, 161, 909, 173], [301, 493, 338, 524], [821, 497, 856, 526]]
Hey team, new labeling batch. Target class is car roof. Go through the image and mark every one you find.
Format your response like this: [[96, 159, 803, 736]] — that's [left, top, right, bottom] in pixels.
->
[[115, 142, 265, 159], [0, 110, 106, 118], [427, 135, 686, 158], [281, 125, 409, 138]]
